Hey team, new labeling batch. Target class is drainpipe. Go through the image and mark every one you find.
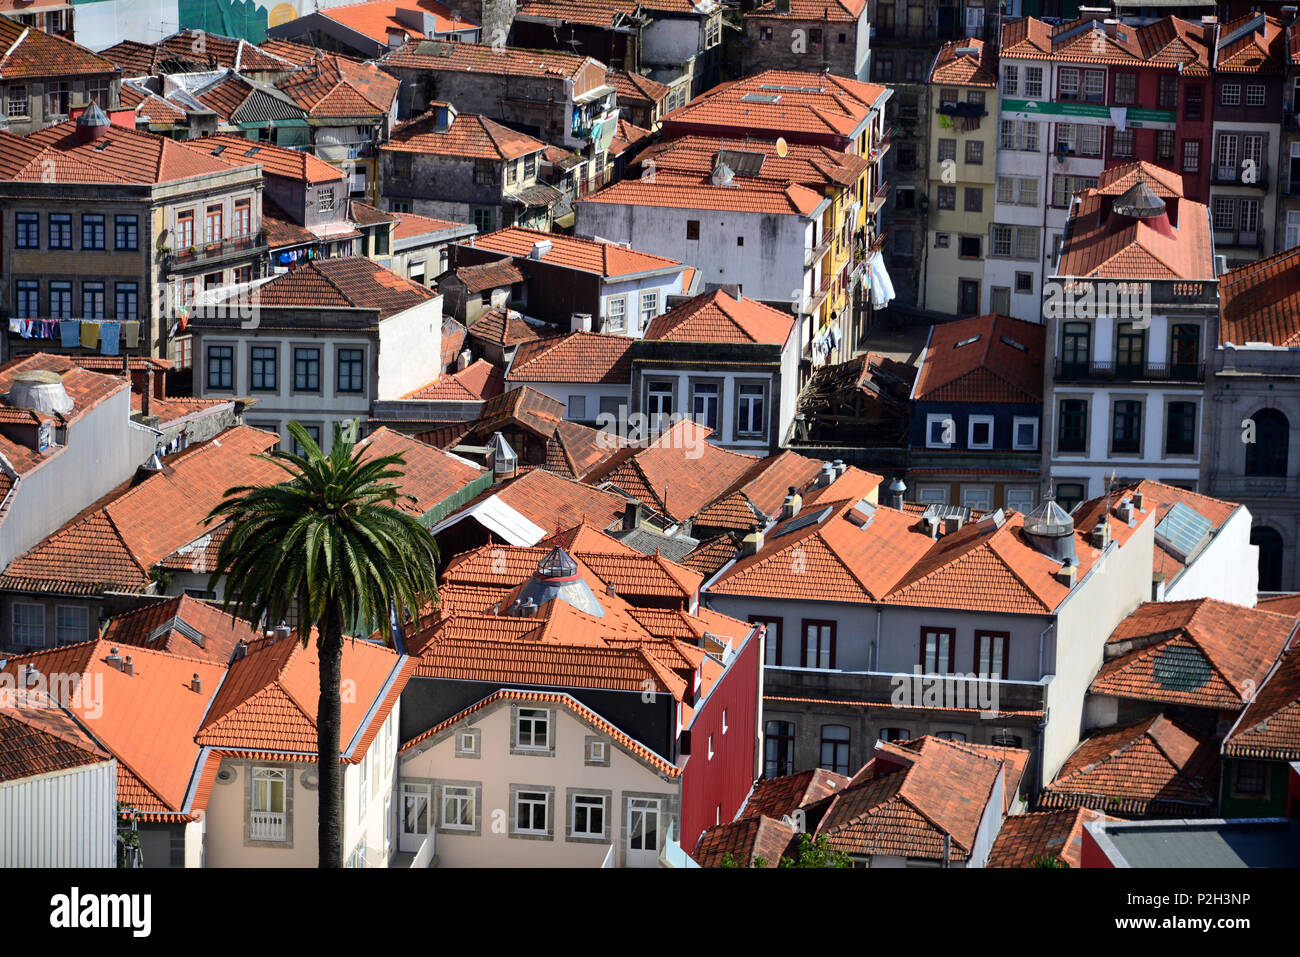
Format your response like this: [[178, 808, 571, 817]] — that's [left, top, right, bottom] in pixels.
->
[[872, 607, 882, 672]]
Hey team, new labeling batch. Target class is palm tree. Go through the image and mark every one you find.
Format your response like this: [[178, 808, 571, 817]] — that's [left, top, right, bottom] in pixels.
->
[[206, 422, 439, 867]]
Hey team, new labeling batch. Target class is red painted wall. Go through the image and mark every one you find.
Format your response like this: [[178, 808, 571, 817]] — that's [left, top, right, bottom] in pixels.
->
[[679, 624, 762, 856], [1080, 823, 1115, 867]]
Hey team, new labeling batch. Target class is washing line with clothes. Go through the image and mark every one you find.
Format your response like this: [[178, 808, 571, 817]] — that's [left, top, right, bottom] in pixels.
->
[[7, 317, 139, 354]]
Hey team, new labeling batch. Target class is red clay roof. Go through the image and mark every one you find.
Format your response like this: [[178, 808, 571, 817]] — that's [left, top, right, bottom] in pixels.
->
[[637, 134, 869, 191], [469, 226, 684, 277], [1257, 594, 1300, 617], [694, 450, 825, 531], [315, 0, 476, 43], [1215, 13, 1287, 73], [0, 15, 118, 79], [693, 815, 798, 866], [930, 37, 998, 86], [748, 0, 865, 20], [356, 426, 488, 512], [912, 313, 1045, 403], [467, 308, 547, 348], [380, 39, 598, 80], [275, 53, 400, 117], [1041, 715, 1219, 817], [1218, 244, 1300, 347], [741, 768, 850, 820], [1055, 188, 1215, 281], [455, 259, 526, 293], [609, 69, 670, 105], [580, 170, 826, 216], [392, 208, 469, 241], [0, 696, 110, 783], [469, 467, 629, 537], [1096, 160, 1186, 198], [402, 359, 505, 401], [1001, 16, 1211, 72], [1092, 598, 1297, 711], [644, 290, 795, 345], [385, 108, 547, 160], [252, 256, 435, 319], [508, 331, 633, 384], [101, 595, 260, 667], [179, 132, 343, 184], [1224, 645, 1300, 761], [987, 807, 1111, 868]]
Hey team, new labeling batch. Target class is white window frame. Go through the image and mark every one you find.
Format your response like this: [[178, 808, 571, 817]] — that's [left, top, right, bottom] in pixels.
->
[[250, 767, 288, 842], [586, 739, 607, 763], [11, 602, 45, 647], [513, 790, 549, 835], [441, 785, 476, 830], [967, 414, 994, 450], [926, 413, 955, 449], [458, 731, 477, 755], [605, 295, 627, 333], [401, 782, 430, 836], [961, 485, 994, 511], [358, 749, 369, 818], [567, 394, 587, 420], [1003, 486, 1038, 513], [54, 604, 88, 646], [571, 794, 606, 839], [516, 708, 550, 750], [639, 290, 659, 327], [735, 383, 765, 437], [917, 486, 949, 506], [1012, 415, 1039, 451]]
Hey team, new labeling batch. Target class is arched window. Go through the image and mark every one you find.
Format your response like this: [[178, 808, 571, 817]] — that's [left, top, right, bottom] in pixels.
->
[[1252, 526, 1284, 592], [1246, 408, 1289, 477]]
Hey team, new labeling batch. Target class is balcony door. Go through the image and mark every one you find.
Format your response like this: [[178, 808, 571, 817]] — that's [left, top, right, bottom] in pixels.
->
[[1115, 323, 1146, 378]]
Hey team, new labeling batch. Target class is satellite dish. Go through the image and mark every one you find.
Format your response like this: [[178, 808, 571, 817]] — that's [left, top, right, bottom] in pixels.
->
[[775, 137, 788, 157]]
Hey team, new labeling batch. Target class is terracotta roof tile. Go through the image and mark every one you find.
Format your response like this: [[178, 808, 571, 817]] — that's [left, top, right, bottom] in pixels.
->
[[644, 290, 795, 345], [0, 697, 110, 783], [930, 37, 998, 86], [912, 313, 1045, 403], [987, 808, 1112, 868], [1224, 646, 1300, 761], [403, 358, 504, 401], [694, 451, 825, 530], [355, 426, 487, 515], [681, 531, 742, 577], [693, 815, 798, 866], [467, 309, 547, 348], [579, 170, 826, 216], [1215, 13, 1286, 73], [0, 16, 118, 79], [1257, 594, 1300, 617], [1219, 245, 1300, 347], [636, 134, 869, 191], [276, 53, 399, 117], [391, 208, 470, 241], [101, 595, 260, 667], [384, 108, 548, 160], [249, 256, 434, 319], [1001, 16, 1211, 70], [507, 331, 633, 384], [179, 133, 342, 184], [315, 0, 476, 44], [379, 39, 598, 81], [609, 69, 670, 105], [469, 226, 684, 277], [455, 259, 526, 293], [747, 0, 865, 20], [740, 768, 850, 820], [515, 0, 638, 28]]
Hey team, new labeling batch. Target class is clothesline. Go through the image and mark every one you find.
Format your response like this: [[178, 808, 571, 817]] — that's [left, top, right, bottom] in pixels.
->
[[7, 318, 141, 355]]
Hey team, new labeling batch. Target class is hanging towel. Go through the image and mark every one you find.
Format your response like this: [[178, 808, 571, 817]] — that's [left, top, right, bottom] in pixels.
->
[[7, 318, 20, 335], [80, 320, 99, 349], [60, 319, 81, 348], [122, 320, 140, 349], [99, 322, 121, 356]]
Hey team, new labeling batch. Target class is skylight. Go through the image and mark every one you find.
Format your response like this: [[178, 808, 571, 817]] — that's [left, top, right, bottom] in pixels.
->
[[1000, 335, 1027, 352], [1154, 502, 1213, 562], [741, 93, 781, 104], [771, 505, 833, 539], [955, 335, 981, 348]]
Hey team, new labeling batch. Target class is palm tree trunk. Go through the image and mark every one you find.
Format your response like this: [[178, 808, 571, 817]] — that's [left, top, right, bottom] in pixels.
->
[[317, 603, 345, 868]]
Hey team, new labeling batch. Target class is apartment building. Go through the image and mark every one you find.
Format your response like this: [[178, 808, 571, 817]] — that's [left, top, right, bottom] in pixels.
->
[[1044, 162, 1217, 506], [924, 37, 999, 315], [1209, 13, 1288, 267], [0, 107, 266, 365], [1281, 14, 1300, 250], [0, 13, 119, 136], [994, 15, 1211, 320], [742, 0, 872, 82], [266, 0, 481, 59]]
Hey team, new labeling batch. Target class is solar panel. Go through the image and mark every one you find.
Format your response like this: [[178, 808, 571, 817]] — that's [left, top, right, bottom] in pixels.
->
[[740, 93, 781, 104], [771, 505, 833, 539], [715, 149, 765, 177], [1154, 502, 1213, 562]]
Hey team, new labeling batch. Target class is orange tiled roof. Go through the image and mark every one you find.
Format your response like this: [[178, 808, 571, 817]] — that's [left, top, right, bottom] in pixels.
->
[[1055, 188, 1215, 281], [546, 419, 625, 480], [355, 426, 487, 515], [1096, 160, 1185, 198], [1114, 479, 1241, 584], [579, 169, 826, 216], [609, 117, 653, 157], [455, 259, 526, 293], [508, 330, 633, 384], [316, 0, 476, 44], [681, 531, 742, 577], [467, 308, 547, 348], [101, 594, 260, 667], [987, 807, 1111, 868], [911, 313, 1045, 403], [0, 15, 118, 79], [930, 37, 998, 86], [392, 208, 469, 241], [1224, 646, 1300, 760], [609, 69, 670, 105], [1218, 245, 1300, 347], [740, 768, 849, 820], [379, 39, 599, 81], [179, 132, 343, 184], [1001, 16, 1211, 71], [515, 0, 638, 29], [747, 0, 865, 20], [276, 53, 400, 118], [644, 289, 795, 345], [1092, 598, 1297, 711], [470, 226, 684, 277], [637, 134, 869, 191], [486, 466, 630, 534], [259, 38, 361, 67], [1257, 594, 1300, 617], [0, 696, 110, 783], [693, 815, 798, 866], [1215, 13, 1286, 73], [251, 256, 435, 319], [384, 108, 547, 160], [261, 198, 316, 249], [402, 359, 504, 401], [694, 450, 825, 530], [1041, 715, 1219, 816]]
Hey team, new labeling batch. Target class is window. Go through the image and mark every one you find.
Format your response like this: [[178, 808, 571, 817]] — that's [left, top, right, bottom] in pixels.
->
[[15, 212, 39, 249], [1114, 73, 1136, 105], [1015, 272, 1033, 295], [513, 790, 548, 835], [46, 81, 69, 117], [646, 381, 674, 424], [294, 348, 320, 392], [1158, 76, 1178, 109], [691, 382, 720, 429], [736, 383, 764, 437], [1112, 129, 1134, 158], [686, 219, 700, 240], [1061, 321, 1091, 375], [442, 786, 476, 830], [965, 140, 983, 165], [988, 287, 1010, 314], [958, 236, 980, 259], [114, 282, 138, 320], [88, 78, 109, 106], [456, 730, 479, 757], [176, 209, 195, 249], [934, 233, 950, 248], [1083, 70, 1104, 102], [401, 783, 429, 836], [1112, 399, 1142, 454], [1171, 323, 1200, 377], [1185, 86, 1203, 119], [873, 54, 893, 81], [15, 280, 39, 319], [1052, 174, 1098, 207], [1233, 761, 1268, 797], [473, 160, 494, 186], [1058, 398, 1088, 453], [1182, 140, 1200, 172], [921, 627, 955, 674], [204, 205, 223, 245], [562, 394, 585, 420], [962, 485, 993, 510], [1002, 65, 1018, 95], [765, 721, 795, 778], [6, 84, 27, 117], [1221, 83, 1241, 107], [524, 153, 537, 179], [47, 213, 71, 249], [1055, 482, 1085, 513], [880, 727, 910, 743], [251, 346, 278, 392], [897, 142, 917, 169], [1166, 401, 1196, 456], [1058, 68, 1079, 99], [963, 187, 983, 213], [81, 282, 105, 320], [894, 230, 914, 258], [639, 290, 659, 327], [937, 139, 956, 163], [1156, 130, 1175, 161], [937, 185, 956, 210], [820, 726, 850, 775], [1025, 67, 1043, 98], [991, 225, 1012, 258], [207, 346, 233, 391], [1055, 123, 1077, 155], [337, 348, 364, 394], [975, 631, 1008, 679], [233, 198, 251, 238], [1240, 198, 1259, 236], [505, 159, 517, 185], [585, 738, 607, 765], [927, 413, 955, 448], [1246, 84, 1265, 108], [471, 207, 493, 233], [571, 794, 606, 838], [1013, 416, 1038, 451], [516, 708, 550, 750], [997, 177, 1038, 207], [292, 424, 321, 457], [111, 214, 139, 251], [939, 87, 958, 107], [12, 603, 45, 647], [968, 414, 994, 449], [250, 767, 287, 842], [1079, 125, 1102, 157], [627, 797, 660, 856], [1004, 487, 1037, 513], [751, 615, 782, 666], [605, 295, 626, 333], [1245, 408, 1289, 477], [801, 619, 836, 670], [76, 213, 105, 251], [49, 282, 71, 319], [1116, 322, 1146, 375]]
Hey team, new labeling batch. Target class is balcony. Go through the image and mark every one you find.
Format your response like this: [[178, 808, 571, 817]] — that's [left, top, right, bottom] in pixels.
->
[[804, 233, 833, 267], [165, 233, 267, 272], [1213, 227, 1265, 250], [869, 127, 892, 164], [866, 180, 889, 215], [1054, 359, 1206, 383], [1212, 161, 1268, 188], [249, 811, 286, 842]]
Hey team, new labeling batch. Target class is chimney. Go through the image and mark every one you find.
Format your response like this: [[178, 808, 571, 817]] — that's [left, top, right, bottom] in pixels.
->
[[606, 581, 617, 598], [457, 348, 472, 371], [22, 664, 40, 688], [1200, 15, 1217, 45], [191, 673, 202, 694], [1054, 564, 1077, 588], [622, 500, 642, 532], [273, 623, 292, 642], [512, 596, 538, 618], [122, 655, 135, 677], [1116, 498, 1135, 525], [1132, 490, 1144, 512], [832, 459, 847, 478], [889, 477, 906, 510], [142, 364, 154, 418], [233, 641, 248, 661], [739, 524, 766, 556], [944, 515, 964, 535], [816, 462, 836, 488], [1091, 518, 1110, 549], [781, 486, 802, 521], [529, 240, 553, 260], [1151, 571, 1166, 601], [106, 647, 123, 671], [387, 26, 406, 48], [571, 312, 593, 332]]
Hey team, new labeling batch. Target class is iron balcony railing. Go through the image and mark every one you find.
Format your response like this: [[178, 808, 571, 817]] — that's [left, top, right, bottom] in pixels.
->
[[1054, 359, 1206, 383]]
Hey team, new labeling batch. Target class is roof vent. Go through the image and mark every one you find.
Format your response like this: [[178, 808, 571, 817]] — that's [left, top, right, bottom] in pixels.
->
[[191, 673, 202, 694], [1116, 498, 1135, 525], [739, 523, 765, 556], [711, 160, 735, 186], [781, 486, 802, 520], [122, 655, 135, 677], [76, 100, 111, 143], [1022, 499, 1077, 565], [832, 458, 847, 477], [486, 431, 518, 479], [23, 664, 40, 688], [528, 240, 553, 260], [1113, 179, 1167, 220], [7, 370, 73, 415], [816, 462, 836, 488]]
